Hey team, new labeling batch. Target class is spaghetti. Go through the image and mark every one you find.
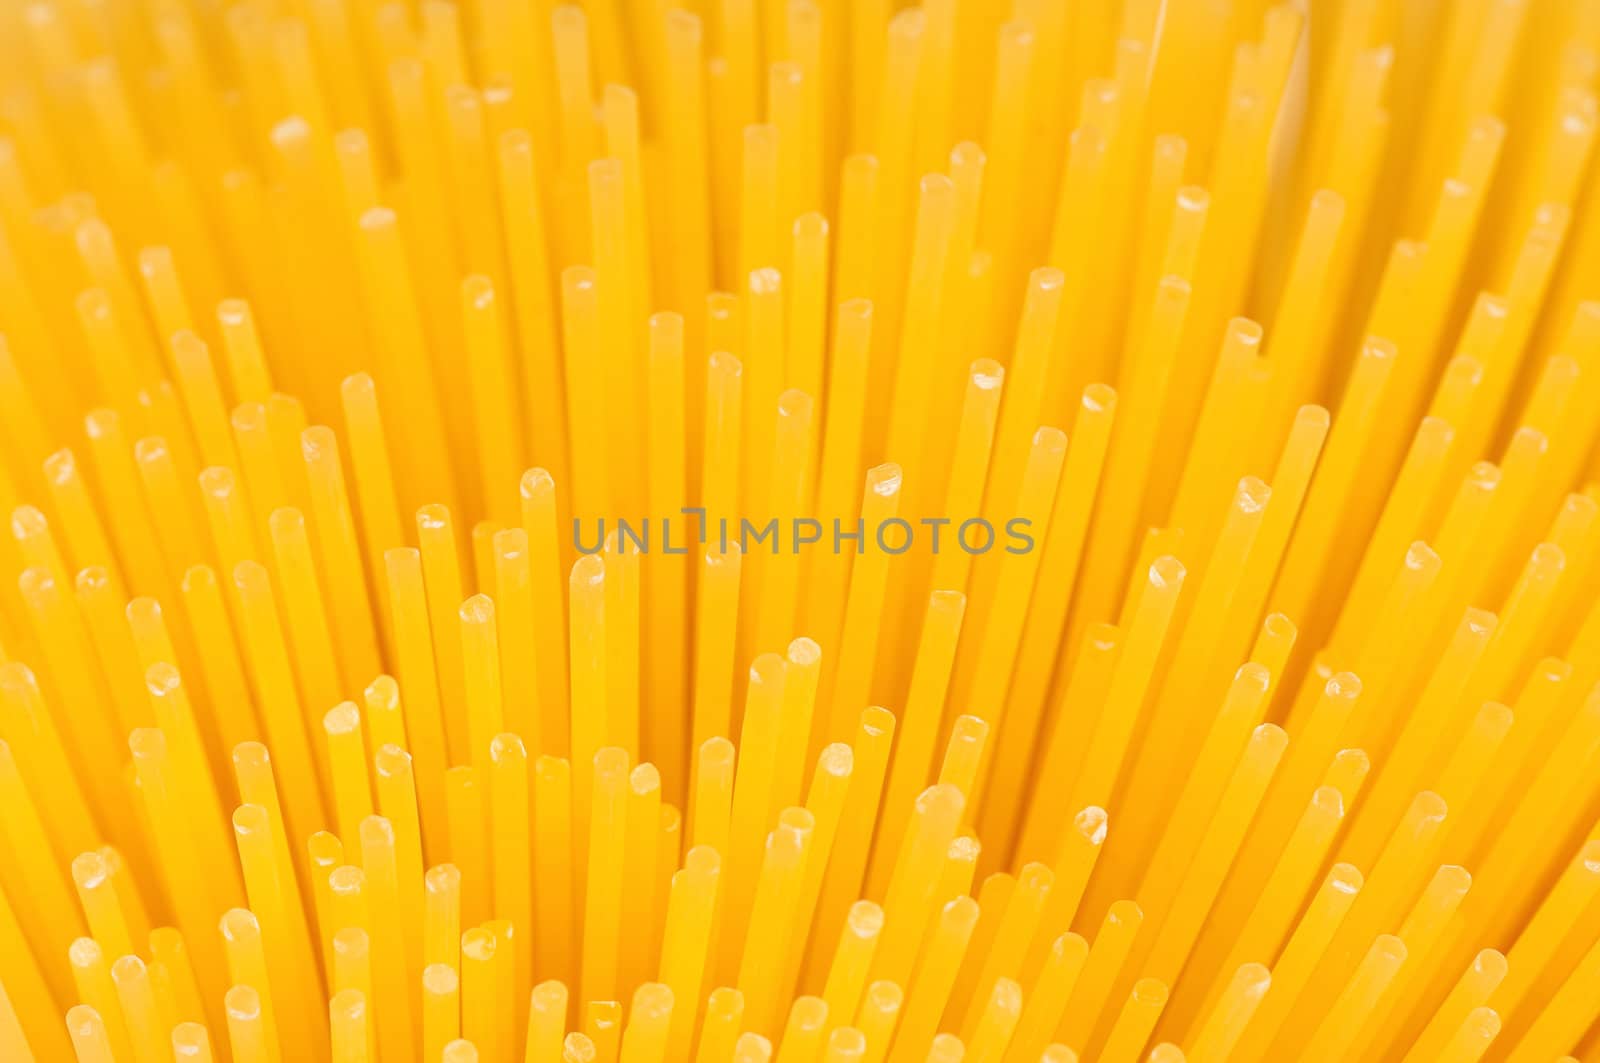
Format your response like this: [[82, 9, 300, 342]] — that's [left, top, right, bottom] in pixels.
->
[[0, 1, 1599, 1061]]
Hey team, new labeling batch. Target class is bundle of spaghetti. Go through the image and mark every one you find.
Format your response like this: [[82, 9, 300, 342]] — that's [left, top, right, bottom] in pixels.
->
[[6, 0, 1600, 1060]]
